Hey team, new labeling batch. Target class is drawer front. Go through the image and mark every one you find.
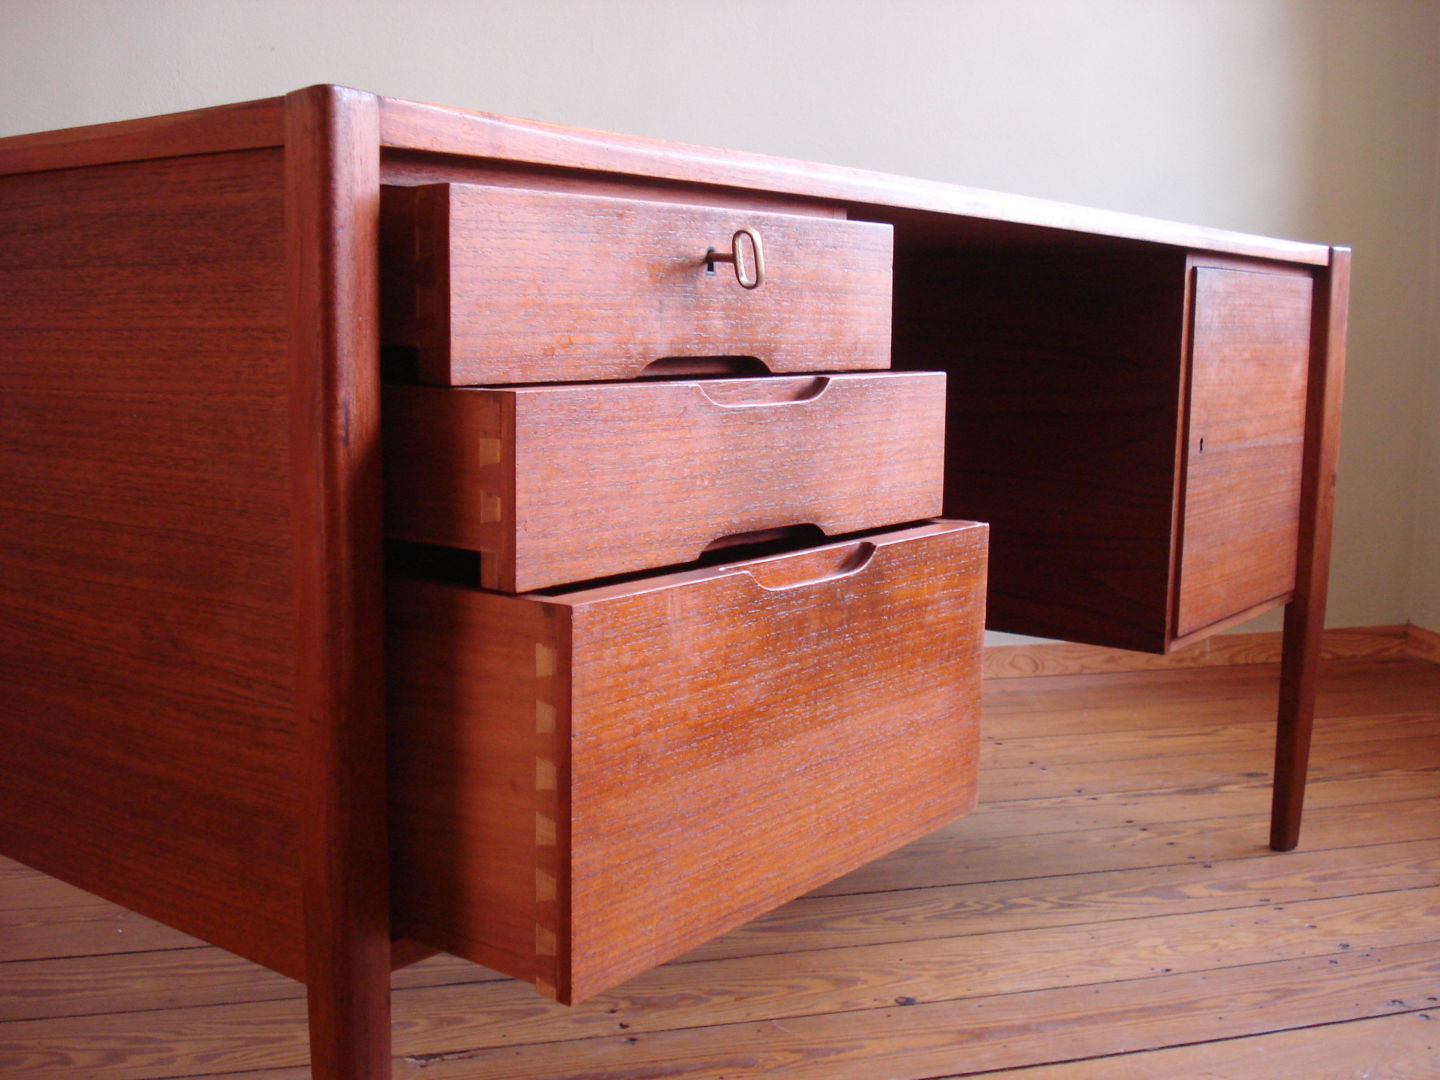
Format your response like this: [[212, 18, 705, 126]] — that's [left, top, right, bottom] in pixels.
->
[[382, 182, 894, 386], [384, 371, 946, 591], [386, 520, 987, 1003]]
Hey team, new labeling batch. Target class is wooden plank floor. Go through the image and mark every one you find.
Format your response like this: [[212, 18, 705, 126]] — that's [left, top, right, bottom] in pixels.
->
[[3, 657, 1438, 1078]]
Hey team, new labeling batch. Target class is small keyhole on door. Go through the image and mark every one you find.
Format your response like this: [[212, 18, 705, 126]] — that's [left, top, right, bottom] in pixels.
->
[[1199, 438, 1205, 453], [704, 248, 718, 274]]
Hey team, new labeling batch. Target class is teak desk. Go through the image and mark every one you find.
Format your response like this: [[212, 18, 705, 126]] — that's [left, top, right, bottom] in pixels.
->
[[0, 87, 1348, 1075]]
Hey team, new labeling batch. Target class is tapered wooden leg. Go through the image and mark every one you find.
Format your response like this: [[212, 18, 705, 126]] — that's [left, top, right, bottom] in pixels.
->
[[285, 83, 393, 1076], [1269, 247, 1350, 852], [306, 943, 394, 1078], [1271, 601, 1320, 850]]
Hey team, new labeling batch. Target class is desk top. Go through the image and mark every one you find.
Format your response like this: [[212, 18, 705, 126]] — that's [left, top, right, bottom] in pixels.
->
[[0, 85, 1333, 266]]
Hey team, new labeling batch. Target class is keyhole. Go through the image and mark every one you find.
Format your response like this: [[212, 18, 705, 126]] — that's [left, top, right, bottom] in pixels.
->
[[1199, 437, 1205, 453]]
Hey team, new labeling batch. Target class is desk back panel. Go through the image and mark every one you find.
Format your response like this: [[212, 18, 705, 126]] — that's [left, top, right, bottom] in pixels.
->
[[893, 247, 1189, 653]]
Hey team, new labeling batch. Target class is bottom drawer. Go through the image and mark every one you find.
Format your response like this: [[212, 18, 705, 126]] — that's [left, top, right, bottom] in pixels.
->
[[386, 520, 988, 1004]]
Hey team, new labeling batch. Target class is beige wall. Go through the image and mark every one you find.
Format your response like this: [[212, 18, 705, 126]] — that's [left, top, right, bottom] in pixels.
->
[[1413, 104, 1440, 632], [3, 0, 1435, 636]]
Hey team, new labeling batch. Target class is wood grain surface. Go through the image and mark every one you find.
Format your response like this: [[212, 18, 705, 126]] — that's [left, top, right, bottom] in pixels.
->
[[894, 248, 1321, 656], [1269, 247, 1353, 851], [376, 94, 1332, 267], [4, 655, 1435, 1079], [0, 95, 283, 176], [387, 521, 987, 1003], [0, 148, 304, 977], [283, 85, 393, 1078], [383, 372, 945, 590], [0, 87, 1357, 1077], [981, 623, 1408, 678], [1176, 262, 1312, 637], [383, 182, 894, 385], [379, 151, 850, 218], [893, 247, 1189, 652], [1410, 623, 1440, 664], [386, 586, 560, 988], [973, 1010, 1438, 1080]]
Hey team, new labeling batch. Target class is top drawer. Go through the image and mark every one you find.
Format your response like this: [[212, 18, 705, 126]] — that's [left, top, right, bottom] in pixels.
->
[[381, 183, 894, 386]]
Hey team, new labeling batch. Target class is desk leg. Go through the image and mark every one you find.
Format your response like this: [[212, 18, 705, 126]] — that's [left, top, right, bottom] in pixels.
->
[[306, 951, 393, 1078], [1269, 246, 1349, 852], [285, 83, 393, 1075], [1271, 601, 1320, 850]]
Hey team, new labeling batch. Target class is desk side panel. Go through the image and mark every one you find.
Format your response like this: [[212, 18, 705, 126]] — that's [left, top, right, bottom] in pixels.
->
[[0, 149, 304, 976]]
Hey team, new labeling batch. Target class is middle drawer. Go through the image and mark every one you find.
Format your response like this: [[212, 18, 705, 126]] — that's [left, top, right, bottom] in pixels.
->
[[384, 370, 946, 591]]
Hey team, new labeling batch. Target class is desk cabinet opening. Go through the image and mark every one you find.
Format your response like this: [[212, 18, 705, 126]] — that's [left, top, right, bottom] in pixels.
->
[[893, 247, 1314, 653]]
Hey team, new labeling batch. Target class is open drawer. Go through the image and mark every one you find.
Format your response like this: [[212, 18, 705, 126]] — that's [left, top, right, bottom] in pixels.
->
[[386, 520, 987, 1003], [380, 182, 895, 385], [383, 371, 946, 591]]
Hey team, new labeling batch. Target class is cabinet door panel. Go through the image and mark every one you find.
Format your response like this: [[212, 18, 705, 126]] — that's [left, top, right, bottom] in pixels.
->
[[1176, 267, 1312, 638]]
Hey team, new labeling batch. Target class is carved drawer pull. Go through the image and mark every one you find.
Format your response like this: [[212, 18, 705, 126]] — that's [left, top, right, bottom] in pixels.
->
[[742, 541, 877, 592], [706, 226, 765, 289]]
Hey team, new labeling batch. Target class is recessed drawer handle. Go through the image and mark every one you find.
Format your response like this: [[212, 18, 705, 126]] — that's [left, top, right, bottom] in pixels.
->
[[695, 376, 829, 408], [742, 541, 876, 592], [706, 227, 766, 289]]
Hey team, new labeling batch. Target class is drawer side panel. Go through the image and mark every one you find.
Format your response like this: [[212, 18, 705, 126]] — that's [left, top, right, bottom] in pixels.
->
[[387, 582, 572, 986]]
